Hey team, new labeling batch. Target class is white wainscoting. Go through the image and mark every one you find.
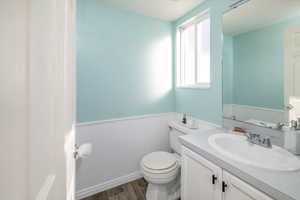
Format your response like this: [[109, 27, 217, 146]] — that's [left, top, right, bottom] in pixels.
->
[[75, 113, 176, 199], [223, 104, 285, 123]]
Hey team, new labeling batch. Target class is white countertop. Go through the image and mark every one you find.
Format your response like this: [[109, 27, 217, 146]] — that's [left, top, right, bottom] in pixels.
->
[[179, 127, 300, 200]]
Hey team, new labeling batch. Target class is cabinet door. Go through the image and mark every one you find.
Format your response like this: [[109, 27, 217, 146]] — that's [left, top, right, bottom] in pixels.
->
[[222, 171, 274, 200], [181, 146, 222, 200]]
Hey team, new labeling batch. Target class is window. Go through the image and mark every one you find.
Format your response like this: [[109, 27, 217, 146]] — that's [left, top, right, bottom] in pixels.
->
[[177, 14, 211, 88]]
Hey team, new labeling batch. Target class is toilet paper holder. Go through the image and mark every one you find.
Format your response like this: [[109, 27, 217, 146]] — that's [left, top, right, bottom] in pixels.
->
[[74, 144, 80, 159], [74, 143, 92, 160]]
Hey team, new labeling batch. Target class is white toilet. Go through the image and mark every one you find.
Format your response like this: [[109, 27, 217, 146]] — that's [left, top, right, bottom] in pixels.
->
[[140, 121, 190, 200]]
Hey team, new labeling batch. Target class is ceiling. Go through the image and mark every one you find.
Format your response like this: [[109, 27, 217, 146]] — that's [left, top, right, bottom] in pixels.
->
[[100, 0, 206, 21], [223, 0, 300, 36]]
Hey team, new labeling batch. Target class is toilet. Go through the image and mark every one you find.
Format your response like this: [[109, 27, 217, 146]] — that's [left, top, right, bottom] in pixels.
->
[[140, 121, 191, 200]]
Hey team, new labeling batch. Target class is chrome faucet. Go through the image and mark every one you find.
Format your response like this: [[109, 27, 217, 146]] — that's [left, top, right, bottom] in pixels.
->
[[245, 132, 272, 148]]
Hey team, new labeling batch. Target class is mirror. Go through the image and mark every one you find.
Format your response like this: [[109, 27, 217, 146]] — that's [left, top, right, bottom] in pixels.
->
[[222, 0, 300, 130]]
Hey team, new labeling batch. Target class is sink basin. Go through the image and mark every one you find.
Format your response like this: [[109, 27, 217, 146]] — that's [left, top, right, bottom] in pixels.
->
[[208, 133, 300, 171]]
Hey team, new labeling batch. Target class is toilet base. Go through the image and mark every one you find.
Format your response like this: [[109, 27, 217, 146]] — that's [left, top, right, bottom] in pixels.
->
[[145, 175, 180, 200]]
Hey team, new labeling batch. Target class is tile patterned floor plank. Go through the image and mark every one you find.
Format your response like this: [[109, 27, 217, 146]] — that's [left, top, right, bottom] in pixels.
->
[[82, 178, 148, 200], [123, 183, 138, 200], [131, 180, 146, 200]]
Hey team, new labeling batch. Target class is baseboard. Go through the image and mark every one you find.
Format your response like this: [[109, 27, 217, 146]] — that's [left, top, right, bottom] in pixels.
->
[[76, 171, 143, 200]]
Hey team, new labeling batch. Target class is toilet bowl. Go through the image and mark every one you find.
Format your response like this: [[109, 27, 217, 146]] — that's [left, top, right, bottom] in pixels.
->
[[141, 151, 181, 200], [140, 120, 217, 200], [140, 121, 195, 200]]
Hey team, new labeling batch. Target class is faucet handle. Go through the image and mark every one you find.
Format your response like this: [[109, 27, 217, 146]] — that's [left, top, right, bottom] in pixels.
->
[[262, 137, 272, 148]]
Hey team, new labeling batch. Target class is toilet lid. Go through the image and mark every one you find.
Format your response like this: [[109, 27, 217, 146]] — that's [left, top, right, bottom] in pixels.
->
[[142, 151, 177, 170]]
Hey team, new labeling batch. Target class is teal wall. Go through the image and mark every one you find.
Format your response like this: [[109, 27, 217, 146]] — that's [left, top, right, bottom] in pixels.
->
[[173, 0, 226, 124], [77, 0, 175, 122], [77, 0, 228, 124], [222, 35, 234, 105], [233, 25, 284, 109], [223, 17, 300, 110]]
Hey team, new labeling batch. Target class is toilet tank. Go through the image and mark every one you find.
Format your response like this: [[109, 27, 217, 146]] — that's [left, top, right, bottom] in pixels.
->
[[169, 121, 218, 155], [169, 128, 185, 155]]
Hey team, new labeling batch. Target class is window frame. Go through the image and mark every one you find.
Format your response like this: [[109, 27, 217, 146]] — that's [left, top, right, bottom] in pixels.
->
[[176, 11, 211, 89]]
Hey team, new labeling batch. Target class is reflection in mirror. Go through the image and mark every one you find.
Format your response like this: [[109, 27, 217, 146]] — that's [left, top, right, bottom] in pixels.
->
[[222, 0, 300, 130]]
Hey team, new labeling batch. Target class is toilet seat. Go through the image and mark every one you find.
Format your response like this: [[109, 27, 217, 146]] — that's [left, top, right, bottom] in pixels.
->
[[141, 151, 181, 198], [141, 152, 179, 174]]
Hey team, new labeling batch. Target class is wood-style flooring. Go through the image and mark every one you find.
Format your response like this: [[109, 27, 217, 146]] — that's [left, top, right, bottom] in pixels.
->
[[82, 178, 148, 200]]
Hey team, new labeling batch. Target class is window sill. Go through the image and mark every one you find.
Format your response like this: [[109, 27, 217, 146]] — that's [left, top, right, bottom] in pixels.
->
[[176, 84, 211, 89]]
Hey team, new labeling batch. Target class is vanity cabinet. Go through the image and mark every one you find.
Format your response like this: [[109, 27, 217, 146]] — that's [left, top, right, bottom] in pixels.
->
[[222, 171, 273, 200], [181, 147, 222, 200], [181, 146, 274, 200]]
